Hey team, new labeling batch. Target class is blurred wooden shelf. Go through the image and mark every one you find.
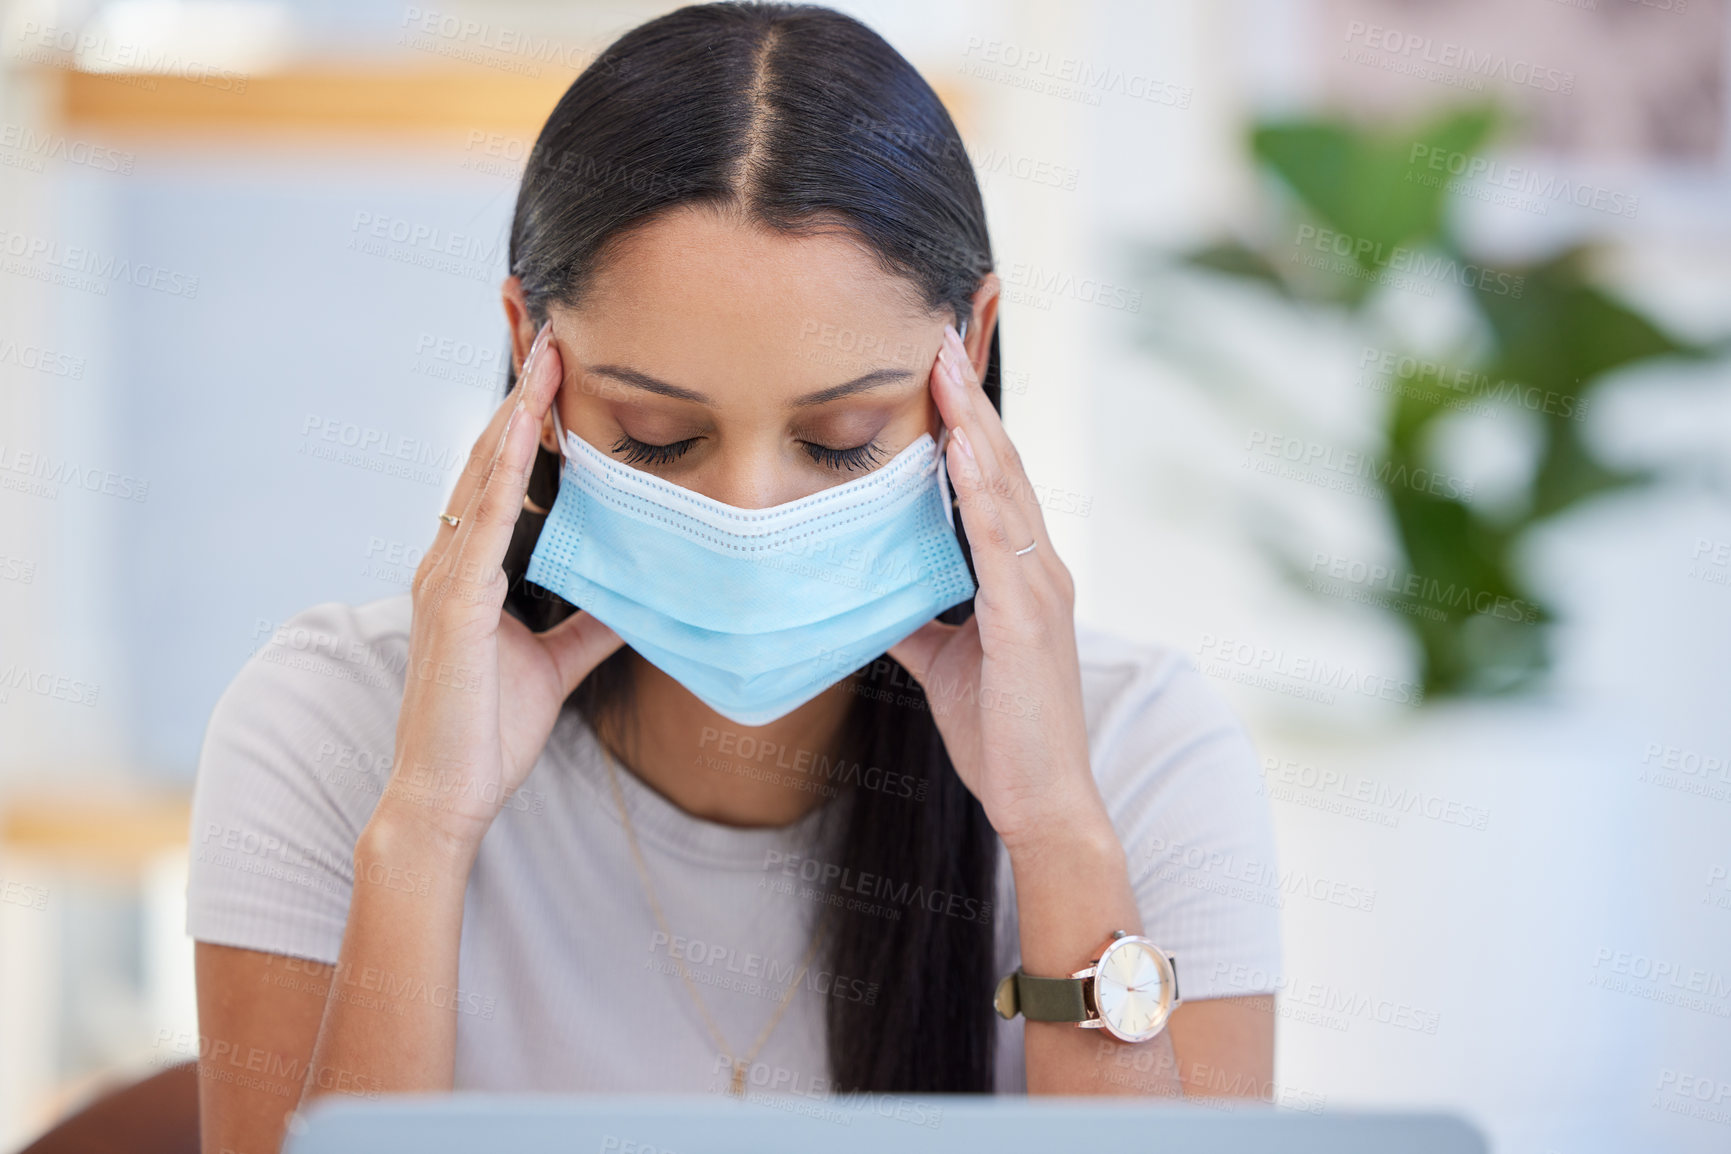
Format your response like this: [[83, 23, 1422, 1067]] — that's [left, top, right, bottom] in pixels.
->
[[1, 789, 191, 872], [43, 64, 578, 141]]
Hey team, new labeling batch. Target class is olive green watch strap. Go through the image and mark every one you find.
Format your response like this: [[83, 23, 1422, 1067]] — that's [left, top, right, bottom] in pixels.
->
[[993, 969, 1089, 1022]]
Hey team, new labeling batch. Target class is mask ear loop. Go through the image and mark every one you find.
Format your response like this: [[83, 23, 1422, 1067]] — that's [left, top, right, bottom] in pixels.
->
[[550, 402, 569, 461]]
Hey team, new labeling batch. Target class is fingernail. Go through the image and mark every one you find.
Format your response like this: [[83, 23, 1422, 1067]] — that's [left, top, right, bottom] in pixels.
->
[[504, 401, 522, 436], [526, 320, 552, 373], [937, 347, 962, 388], [952, 425, 975, 461]]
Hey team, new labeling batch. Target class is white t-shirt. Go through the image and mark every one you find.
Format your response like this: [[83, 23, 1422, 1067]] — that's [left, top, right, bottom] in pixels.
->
[[185, 594, 1282, 1095]]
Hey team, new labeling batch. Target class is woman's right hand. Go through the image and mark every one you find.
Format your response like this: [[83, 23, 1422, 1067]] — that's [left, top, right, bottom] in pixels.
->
[[384, 321, 623, 851]]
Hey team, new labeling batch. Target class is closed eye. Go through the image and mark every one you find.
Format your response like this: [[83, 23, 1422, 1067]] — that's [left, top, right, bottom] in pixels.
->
[[611, 433, 700, 466], [802, 440, 884, 472]]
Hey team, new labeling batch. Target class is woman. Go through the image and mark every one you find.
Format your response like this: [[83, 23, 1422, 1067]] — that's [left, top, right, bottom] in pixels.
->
[[188, 4, 1281, 1151]]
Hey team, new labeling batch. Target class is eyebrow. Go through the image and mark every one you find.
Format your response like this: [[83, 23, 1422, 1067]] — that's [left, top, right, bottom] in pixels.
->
[[584, 364, 917, 407]]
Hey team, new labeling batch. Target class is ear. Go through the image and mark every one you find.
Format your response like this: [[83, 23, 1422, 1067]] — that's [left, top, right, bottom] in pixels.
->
[[963, 272, 1001, 378], [502, 275, 539, 373], [501, 275, 562, 454]]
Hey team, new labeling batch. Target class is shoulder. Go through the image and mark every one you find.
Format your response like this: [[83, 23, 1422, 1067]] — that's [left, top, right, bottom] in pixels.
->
[[187, 594, 414, 960], [202, 591, 414, 805], [1072, 618, 1266, 854], [211, 595, 413, 738], [240, 595, 415, 699], [1074, 620, 1252, 779]]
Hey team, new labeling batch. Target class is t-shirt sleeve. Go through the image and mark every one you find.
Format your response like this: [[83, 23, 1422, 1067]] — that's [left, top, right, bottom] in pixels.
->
[[1086, 634, 1284, 1002], [184, 599, 408, 965]]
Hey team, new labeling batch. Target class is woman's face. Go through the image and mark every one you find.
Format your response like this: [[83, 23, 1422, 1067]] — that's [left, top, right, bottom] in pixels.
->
[[508, 204, 997, 509]]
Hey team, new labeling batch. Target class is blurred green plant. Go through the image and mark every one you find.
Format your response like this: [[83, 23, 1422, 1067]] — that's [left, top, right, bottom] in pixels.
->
[[1143, 105, 1709, 698]]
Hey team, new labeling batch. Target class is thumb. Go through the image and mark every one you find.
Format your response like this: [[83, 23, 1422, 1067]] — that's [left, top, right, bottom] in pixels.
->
[[539, 609, 625, 697], [887, 618, 959, 684]]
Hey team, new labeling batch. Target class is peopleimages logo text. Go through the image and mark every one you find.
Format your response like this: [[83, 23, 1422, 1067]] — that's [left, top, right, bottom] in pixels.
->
[[1342, 22, 1575, 94], [1293, 225, 1523, 298], [0, 227, 200, 297], [1407, 144, 1638, 220]]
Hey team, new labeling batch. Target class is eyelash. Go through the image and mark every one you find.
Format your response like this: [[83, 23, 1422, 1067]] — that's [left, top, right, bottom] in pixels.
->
[[611, 434, 700, 467], [802, 441, 884, 472], [609, 435, 885, 472]]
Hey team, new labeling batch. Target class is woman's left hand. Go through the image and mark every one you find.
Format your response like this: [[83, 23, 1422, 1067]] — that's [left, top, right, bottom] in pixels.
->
[[889, 323, 1109, 856]]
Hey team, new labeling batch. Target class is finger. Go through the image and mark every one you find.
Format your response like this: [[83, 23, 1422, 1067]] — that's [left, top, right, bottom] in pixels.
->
[[538, 609, 625, 697], [930, 347, 1039, 581], [887, 618, 962, 684], [931, 330, 1006, 476], [934, 336, 1028, 539], [445, 335, 563, 593], [446, 320, 553, 536], [939, 325, 1052, 548], [421, 321, 552, 578], [889, 616, 983, 723], [941, 324, 1021, 479], [933, 330, 1076, 621]]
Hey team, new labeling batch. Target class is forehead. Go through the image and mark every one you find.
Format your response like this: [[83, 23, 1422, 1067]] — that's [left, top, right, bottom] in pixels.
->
[[569, 204, 938, 375]]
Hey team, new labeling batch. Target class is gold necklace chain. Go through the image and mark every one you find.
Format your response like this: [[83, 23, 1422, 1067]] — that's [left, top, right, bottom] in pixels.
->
[[600, 744, 826, 1098]]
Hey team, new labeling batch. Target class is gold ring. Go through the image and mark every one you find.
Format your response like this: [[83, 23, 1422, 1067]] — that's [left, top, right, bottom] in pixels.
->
[[522, 494, 549, 515], [438, 512, 461, 528]]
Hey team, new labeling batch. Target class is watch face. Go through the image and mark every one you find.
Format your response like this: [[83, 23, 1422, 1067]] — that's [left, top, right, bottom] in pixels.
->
[[1094, 936, 1174, 1043]]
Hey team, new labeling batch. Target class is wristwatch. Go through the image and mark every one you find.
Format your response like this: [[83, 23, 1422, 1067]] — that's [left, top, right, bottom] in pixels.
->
[[994, 930, 1180, 1043]]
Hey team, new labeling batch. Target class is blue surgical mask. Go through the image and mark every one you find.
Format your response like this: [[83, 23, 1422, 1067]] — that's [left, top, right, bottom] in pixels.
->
[[525, 408, 977, 726]]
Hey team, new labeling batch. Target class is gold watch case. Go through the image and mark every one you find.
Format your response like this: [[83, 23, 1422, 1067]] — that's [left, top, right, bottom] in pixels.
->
[[1075, 932, 1180, 1043]]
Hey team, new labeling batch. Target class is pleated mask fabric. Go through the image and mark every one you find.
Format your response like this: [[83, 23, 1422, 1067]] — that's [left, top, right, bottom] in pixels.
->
[[526, 411, 976, 726]]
